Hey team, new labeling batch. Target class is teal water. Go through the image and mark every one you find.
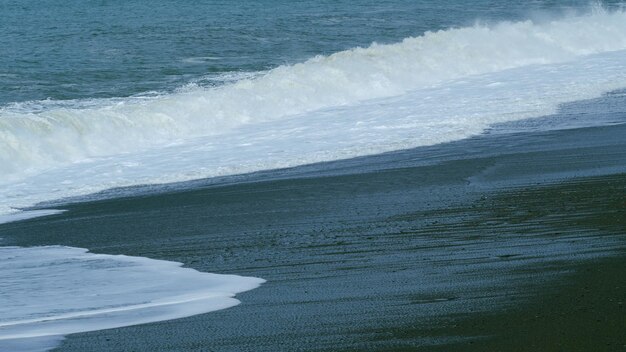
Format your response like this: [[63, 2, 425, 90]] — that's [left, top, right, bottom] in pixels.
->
[[1, 0, 620, 105], [2, 0, 626, 215]]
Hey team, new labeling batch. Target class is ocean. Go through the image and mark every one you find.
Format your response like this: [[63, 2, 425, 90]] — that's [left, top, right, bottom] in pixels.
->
[[1, 1, 626, 351]]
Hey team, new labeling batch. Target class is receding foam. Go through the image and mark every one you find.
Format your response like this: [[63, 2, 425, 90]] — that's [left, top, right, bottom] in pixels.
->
[[0, 246, 265, 352]]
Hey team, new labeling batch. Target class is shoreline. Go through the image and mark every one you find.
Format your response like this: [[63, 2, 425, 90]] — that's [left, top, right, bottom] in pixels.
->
[[1, 117, 625, 350], [12, 87, 626, 216]]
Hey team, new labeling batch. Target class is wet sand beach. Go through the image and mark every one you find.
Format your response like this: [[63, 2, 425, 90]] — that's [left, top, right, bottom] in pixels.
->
[[1, 104, 625, 351]]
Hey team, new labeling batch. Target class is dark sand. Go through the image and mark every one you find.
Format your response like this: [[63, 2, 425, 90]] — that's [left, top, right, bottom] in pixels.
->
[[1, 95, 625, 351]]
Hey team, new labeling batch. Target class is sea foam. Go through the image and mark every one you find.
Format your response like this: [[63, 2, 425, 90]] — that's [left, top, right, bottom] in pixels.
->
[[0, 246, 265, 352], [1, 7, 626, 214]]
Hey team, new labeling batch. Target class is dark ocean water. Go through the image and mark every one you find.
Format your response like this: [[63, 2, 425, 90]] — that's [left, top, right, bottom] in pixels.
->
[[1, 0, 621, 104]]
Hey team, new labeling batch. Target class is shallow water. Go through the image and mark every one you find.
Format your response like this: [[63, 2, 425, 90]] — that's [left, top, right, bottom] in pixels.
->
[[0, 246, 264, 351]]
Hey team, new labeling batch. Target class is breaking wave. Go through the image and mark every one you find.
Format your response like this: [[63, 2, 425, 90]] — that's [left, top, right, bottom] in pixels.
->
[[2, 7, 626, 181]]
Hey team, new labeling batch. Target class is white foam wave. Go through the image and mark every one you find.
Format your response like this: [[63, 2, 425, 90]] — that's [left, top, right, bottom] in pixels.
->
[[1, 8, 626, 181], [0, 246, 264, 352], [2, 48, 625, 216], [1, 8, 626, 215]]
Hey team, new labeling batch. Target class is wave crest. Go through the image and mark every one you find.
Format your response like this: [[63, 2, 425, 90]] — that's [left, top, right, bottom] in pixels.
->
[[1, 7, 626, 180]]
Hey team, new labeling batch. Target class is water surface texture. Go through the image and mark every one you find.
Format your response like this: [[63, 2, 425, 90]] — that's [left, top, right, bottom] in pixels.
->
[[4, 0, 622, 104], [2, 1, 626, 215]]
